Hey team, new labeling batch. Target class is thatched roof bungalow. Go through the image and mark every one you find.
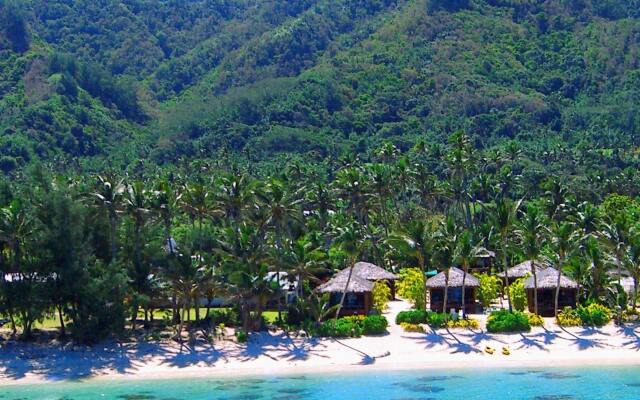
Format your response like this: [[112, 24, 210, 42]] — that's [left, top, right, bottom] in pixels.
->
[[523, 268, 578, 316], [334, 262, 398, 281], [425, 267, 480, 313], [317, 262, 397, 316], [498, 260, 549, 280]]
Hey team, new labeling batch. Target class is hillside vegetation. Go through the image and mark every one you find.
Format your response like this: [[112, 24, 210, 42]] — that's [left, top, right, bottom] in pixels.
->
[[0, 0, 638, 193]]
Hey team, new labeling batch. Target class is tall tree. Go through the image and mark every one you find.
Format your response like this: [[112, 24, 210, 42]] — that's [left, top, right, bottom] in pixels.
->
[[517, 203, 547, 316], [550, 222, 577, 318], [487, 197, 522, 312]]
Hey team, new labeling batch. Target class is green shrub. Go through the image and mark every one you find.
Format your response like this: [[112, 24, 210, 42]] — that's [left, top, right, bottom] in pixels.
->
[[527, 313, 544, 327], [508, 278, 527, 312], [447, 318, 480, 329], [577, 303, 611, 327], [621, 307, 640, 323], [235, 329, 248, 343], [400, 322, 424, 332], [426, 312, 447, 328], [556, 307, 581, 326], [395, 310, 428, 325], [372, 280, 391, 311], [362, 315, 388, 335], [318, 317, 362, 338], [486, 310, 531, 333], [397, 268, 425, 310], [208, 308, 239, 326], [477, 274, 501, 309]]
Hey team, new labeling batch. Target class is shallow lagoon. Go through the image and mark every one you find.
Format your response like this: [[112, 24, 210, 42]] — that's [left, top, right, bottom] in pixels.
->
[[1, 366, 640, 399]]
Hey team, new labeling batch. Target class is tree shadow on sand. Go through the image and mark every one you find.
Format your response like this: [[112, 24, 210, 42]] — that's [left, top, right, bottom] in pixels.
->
[[619, 324, 640, 351], [406, 327, 483, 354], [0, 340, 161, 381]]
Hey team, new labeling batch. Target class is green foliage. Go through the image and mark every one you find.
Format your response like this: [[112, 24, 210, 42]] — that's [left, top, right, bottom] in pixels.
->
[[396, 268, 425, 310], [556, 307, 582, 327], [400, 322, 424, 333], [372, 280, 391, 312], [208, 309, 239, 327], [447, 318, 480, 329], [319, 315, 388, 337], [235, 329, 248, 343], [362, 315, 388, 335], [577, 303, 612, 327], [395, 310, 428, 325], [477, 274, 501, 309], [508, 278, 527, 312], [527, 313, 544, 327], [486, 310, 531, 333], [318, 317, 363, 338], [426, 312, 447, 329], [0, 0, 29, 52]]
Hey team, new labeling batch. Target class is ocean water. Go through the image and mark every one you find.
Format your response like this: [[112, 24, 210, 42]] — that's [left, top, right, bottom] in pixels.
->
[[1, 366, 639, 400]]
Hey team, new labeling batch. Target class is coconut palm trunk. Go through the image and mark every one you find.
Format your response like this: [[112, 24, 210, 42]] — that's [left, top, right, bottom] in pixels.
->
[[335, 258, 356, 321], [461, 262, 468, 318], [531, 259, 538, 316], [443, 268, 450, 319], [502, 239, 513, 312], [554, 258, 563, 318]]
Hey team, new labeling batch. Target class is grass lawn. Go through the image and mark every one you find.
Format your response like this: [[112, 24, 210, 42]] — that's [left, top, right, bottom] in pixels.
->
[[5, 308, 284, 331]]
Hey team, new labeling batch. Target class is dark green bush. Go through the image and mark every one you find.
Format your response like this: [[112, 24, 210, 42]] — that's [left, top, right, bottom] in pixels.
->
[[235, 329, 248, 343], [426, 312, 447, 328], [577, 303, 611, 327], [318, 318, 362, 338], [395, 310, 428, 324], [362, 315, 388, 335], [486, 310, 531, 333], [208, 308, 239, 326]]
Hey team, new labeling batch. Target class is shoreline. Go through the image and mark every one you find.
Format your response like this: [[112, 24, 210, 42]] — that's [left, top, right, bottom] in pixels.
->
[[1, 330, 639, 387], [2, 301, 639, 388]]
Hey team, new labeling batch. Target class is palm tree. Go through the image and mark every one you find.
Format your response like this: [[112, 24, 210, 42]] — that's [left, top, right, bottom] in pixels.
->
[[626, 229, 640, 309], [388, 220, 434, 311], [217, 223, 272, 332], [583, 237, 611, 302], [433, 217, 458, 319], [305, 181, 335, 248], [600, 216, 630, 286], [162, 252, 206, 341], [446, 131, 474, 228], [550, 222, 577, 317], [260, 178, 301, 322], [333, 223, 365, 320], [151, 178, 178, 254], [454, 229, 485, 317], [366, 163, 393, 237], [0, 199, 35, 335], [543, 178, 568, 221], [180, 182, 209, 252], [517, 203, 547, 316], [283, 238, 326, 298], [487, 197, 522, 312], [334, 167, 371, 227], [122, 180, 151, 330], [92, 175, 124, 263]]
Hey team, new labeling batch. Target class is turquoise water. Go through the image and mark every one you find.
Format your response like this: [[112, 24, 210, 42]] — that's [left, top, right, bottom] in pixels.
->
[[1, 366, 640, 399]]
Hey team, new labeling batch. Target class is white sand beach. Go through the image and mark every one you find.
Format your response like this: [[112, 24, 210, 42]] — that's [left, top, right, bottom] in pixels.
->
[[1, 300, 639, 386]]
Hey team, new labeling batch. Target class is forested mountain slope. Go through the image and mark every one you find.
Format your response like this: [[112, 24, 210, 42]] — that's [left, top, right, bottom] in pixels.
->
[[0, 0, 639, 190]]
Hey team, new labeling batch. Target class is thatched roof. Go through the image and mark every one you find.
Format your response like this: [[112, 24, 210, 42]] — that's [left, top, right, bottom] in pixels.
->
[[523, 268, 578, 289], [498, 260, 549, 279], [317, 273, 374, 293], [425, 267, 480, 289], [334, 261, 398, 281]]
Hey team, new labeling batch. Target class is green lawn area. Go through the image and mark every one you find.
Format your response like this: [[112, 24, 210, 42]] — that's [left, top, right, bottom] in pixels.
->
[[6, 308, 283, 331]]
